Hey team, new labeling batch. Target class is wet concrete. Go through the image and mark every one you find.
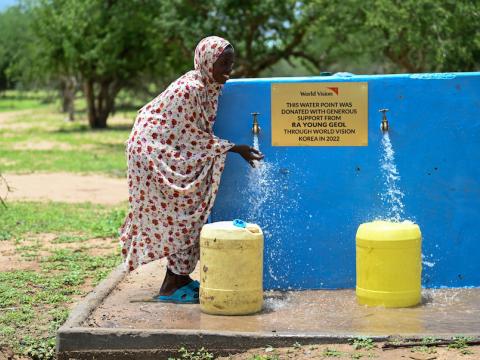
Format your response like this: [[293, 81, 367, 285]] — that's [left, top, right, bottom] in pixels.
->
[[85, 259, 480, 337], [57, 259, 480, 359]]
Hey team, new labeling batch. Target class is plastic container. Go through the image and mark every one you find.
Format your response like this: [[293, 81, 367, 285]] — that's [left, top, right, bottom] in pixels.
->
[[356, 220, 422, 307], [199, 220, 263, 315]]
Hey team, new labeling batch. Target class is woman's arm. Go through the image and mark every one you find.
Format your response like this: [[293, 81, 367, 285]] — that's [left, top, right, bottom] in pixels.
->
[[229, 145, 264, 167]]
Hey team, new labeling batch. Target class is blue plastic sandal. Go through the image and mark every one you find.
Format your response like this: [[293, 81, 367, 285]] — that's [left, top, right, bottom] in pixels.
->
[[153, 282, 199, 304], [187, 280, 200, 291]]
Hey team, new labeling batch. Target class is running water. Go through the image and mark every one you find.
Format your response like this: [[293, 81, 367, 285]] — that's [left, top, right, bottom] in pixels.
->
[[380, 132, 405, 222], [379, 133, 435, 271], [244, 134, 299, 286], [247, 135, 273, 220]]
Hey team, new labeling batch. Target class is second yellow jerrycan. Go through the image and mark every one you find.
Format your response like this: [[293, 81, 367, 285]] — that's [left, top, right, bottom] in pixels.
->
[[356, 220, 422, 308], [199, 219, 263, 315]]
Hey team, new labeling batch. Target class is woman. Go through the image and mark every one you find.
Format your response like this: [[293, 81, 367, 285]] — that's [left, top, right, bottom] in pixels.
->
[[120, 36, 263, 303]]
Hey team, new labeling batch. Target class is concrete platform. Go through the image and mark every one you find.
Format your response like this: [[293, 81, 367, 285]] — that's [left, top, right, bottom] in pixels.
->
[[57, 260, 480, 359]]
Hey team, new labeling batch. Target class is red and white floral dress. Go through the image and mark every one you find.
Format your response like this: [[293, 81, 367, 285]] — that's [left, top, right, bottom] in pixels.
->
[[120, 36, 234, 274]]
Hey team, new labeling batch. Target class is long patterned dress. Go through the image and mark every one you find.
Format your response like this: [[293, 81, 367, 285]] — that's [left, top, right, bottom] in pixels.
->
[[120, 36, 234, 274]]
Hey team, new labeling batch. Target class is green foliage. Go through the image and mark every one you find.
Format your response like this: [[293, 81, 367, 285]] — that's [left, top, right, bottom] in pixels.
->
[[154, 0, 323, 77], [350, 336, 376, 350], [22, 336, 56, 360], [168, 347, 215, 360], [249, 355, 279, 360], [1, 0, 478, 120], [0, 6, 41, 90], [448, 336, 474, 354], [32, 0, 165, 127], [312, 0, 480, 73], [323, 347, 344, 357]]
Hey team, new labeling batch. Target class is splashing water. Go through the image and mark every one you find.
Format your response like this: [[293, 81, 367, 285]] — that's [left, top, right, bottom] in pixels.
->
[[244, 135, 299, 286], [247, 135, 273, 220], [380, 132, 405, 222]]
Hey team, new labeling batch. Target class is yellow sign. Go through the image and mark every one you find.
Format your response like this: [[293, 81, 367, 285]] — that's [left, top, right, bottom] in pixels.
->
[[271, 82, 368, 146]]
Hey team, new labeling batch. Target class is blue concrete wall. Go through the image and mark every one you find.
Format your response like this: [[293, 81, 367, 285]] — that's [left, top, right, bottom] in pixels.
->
[[211, 72, 480, 290]]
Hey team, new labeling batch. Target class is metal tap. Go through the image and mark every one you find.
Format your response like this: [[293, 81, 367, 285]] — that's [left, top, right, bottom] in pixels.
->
[[379, 108, 389, 132], [251, 112, 261, 134]]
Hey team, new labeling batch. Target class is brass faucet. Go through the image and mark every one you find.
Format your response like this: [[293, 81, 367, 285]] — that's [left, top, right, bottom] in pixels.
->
[[379, 108, 389, 132], [251, 112, 261, 134]]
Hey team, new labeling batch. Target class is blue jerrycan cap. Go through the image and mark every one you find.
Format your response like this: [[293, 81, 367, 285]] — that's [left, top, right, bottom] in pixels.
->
[[233, 219, 247, 228]]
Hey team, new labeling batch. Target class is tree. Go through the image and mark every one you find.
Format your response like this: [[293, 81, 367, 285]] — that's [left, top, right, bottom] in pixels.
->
[[34, 0, 164, 128], [0, 5, 38, 91], [310, 0, 480, 73], [153, 0, 326, 78]]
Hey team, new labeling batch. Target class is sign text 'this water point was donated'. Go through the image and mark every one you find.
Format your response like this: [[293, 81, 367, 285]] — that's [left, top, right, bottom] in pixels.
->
[[271, 82, 368, 146]]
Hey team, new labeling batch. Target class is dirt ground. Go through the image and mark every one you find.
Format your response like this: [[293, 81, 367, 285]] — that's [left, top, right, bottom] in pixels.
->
[[1, 172, 127, 205], [219, 342, 480, 360], [0, 232, 117, 272]]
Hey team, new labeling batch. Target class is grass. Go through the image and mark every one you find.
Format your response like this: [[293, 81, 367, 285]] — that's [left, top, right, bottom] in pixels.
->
[[323, 347, 344, 357], [0, 101, 135, 175], [448, 336, 474, 355], [350, 336, 376, 350], [0, 201, 125, 358], [168, 347, 215, 360], [0, 90, 53, 112], [0, 202, 126, 240], [0, 94, 137, 359], [0, 94, 134, 359]]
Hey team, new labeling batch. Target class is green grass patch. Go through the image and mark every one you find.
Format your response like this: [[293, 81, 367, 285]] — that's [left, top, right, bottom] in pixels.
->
[[168, 347, 215, 360], [0, 90, 56, 113], [0, 250, 120, 356], [0, 148, 127, 175], [448, 336, 474, 355], [350, 336, 376, 350], [0, 104, 134, 175], [0, 201, 127, 240], [0, 98, 48, 112], [322, 347, 344, 357]]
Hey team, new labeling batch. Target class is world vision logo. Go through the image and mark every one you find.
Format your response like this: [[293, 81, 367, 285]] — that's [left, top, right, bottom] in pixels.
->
[[315, 87, 339, 96], [327, 87, 339, 95]]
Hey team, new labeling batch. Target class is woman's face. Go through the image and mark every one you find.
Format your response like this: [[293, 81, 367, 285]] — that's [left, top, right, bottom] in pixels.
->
[[212, 46, 235, 84]]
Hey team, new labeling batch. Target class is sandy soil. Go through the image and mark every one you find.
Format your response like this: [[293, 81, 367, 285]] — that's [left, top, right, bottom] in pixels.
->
[[1, 172, 127, 205], [219, 343, 480, 359]]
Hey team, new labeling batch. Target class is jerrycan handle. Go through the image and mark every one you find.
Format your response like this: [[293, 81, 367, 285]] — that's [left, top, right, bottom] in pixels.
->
[[233, 219, 247, 228]]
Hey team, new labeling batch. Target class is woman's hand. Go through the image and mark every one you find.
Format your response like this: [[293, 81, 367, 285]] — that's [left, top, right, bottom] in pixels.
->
[[229, 144, 264, 167]]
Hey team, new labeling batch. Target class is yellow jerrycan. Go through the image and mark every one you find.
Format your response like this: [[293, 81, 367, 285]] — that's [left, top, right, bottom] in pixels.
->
[[356, 220, 422, 307], [199, 219, 263, 315]]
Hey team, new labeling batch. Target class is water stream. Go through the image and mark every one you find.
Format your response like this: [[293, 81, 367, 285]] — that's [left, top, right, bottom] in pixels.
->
[[379, 132, 405, 222], [244, 134, 299, 287]]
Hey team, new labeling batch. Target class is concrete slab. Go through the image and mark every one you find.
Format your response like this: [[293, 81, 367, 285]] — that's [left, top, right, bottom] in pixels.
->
[[57, 260, 480, 359]]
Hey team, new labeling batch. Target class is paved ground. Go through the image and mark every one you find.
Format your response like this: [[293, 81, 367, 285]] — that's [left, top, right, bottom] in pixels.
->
[[86, 260, 480, 337]]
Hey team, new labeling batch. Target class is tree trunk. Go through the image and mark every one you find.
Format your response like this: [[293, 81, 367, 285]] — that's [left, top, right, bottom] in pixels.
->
[[61, 76, 77, 122], [84, 79, 119, 129]]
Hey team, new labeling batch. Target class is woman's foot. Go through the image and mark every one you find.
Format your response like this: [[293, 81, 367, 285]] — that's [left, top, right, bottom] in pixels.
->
[[159, 268, 194, 296]]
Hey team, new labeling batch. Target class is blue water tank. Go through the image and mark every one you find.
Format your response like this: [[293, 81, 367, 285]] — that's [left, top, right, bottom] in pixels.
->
[[211, 72, 480, 290]]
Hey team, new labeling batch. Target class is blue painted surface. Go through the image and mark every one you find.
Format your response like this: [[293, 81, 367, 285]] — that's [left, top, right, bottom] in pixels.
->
[[211, 72, 480, 290]]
